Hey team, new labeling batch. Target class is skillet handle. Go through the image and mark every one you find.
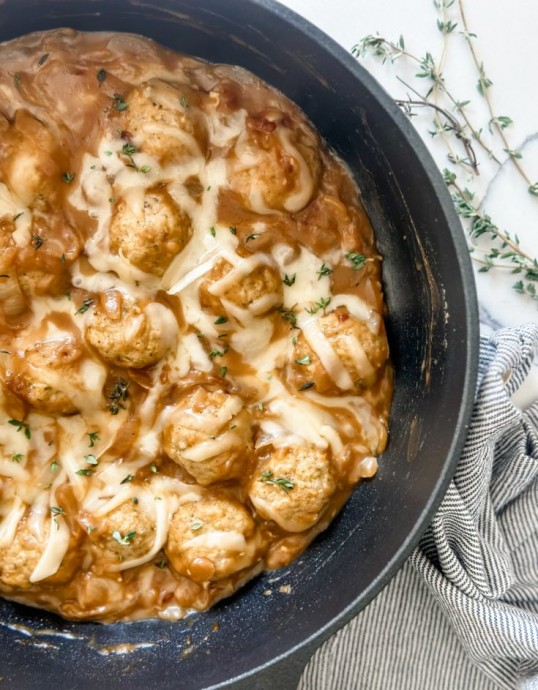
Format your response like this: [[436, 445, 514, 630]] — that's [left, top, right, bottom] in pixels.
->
[[230, 645, 315, 690]]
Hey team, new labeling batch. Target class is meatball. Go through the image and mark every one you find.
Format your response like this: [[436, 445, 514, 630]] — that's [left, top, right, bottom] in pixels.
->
[[199, 257, 282, 316], [0, 519, 43, 589], [6, 337, 83, 415], [163, 386, 253, 486], [4, 110, 61, 204], [109, 189, 192, 277], [86, 290, 176, 368], [123, 79, 203, 161], [88, 500, 156, 564], [165, 495, 259, 582], [0, 514, 78, 588], [248, 444, 336, 532], [229, 111, 321, 213], [290, 307, 389, 394]]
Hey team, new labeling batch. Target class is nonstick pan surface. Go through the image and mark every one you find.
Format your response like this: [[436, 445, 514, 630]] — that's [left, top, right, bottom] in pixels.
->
[[0, 1, 478, 688]]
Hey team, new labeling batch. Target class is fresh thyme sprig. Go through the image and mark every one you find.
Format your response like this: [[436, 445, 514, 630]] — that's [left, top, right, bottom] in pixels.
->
[[353, 0, 538, 303], [444, 169, 538, 300]]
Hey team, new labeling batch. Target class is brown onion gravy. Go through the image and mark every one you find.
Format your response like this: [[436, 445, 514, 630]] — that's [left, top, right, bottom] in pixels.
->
[[0, 29, 392, 622]]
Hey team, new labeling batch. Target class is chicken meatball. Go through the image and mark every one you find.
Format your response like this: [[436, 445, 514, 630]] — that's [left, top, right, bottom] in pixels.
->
[[163, 386, 253, 486], [199, 257, 282, 316], [165, 495, 259, 582], [229, 110, 321, 213], [290, 307, 389, 394], [248, 444, 336, 532], [109, 189, 192, 277], [6, 337, 83, 415], [123, 79, 203, 161], [87, 500, 156, 564], [86, 290, 177, 368], [0, 513, 78, 588], [4, 110, 62, 204]]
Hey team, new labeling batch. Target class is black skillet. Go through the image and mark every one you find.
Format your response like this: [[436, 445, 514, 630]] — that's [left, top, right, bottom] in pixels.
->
[[0, 1, 479, 688]]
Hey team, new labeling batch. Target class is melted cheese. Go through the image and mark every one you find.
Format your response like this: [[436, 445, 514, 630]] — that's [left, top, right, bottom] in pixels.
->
[[0, 29, 391, 623]]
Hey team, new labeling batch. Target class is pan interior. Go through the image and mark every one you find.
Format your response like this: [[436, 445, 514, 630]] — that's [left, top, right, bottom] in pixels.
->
[[0, 1, 477, 688]]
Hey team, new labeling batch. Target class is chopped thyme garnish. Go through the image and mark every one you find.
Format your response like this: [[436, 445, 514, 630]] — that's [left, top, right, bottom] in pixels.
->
[[76, 468, 94, 477], [305, 297, 331, 315], [97, 68, 107, 85], [155, 558, 168, 568], [8, 419, 31, 439], [209, 226, 216, 237], [50, 462, 59, 473], [214, 315, 228, 325], [190, 521, 203, 532], [60, 253, 66, 265], [120, 474, 134, 484], [150, 464, 158, 473], [75, 298, 94, 315], [345, 252, 367, 271], [11, 452, 23, 463], [13, 212, 23, 222], [295, 355, 312, 366], [31, 235, 45, 250], [107, 377, 130, 415], [122, 142, 136, 156], [283, 273, 296, 286], [180, 96, 189, 108], [245, 233, 261, 242], [38, 53, 49, 66], [277, 305, 298, 329], [229, 226, 237, 235], [62, 171, 75, 184], [259, 470, 295, 494], [209, 348, 228, 359], [88, 431, 100, 447], [113, 93, 128, 111], [50, 506, 64, 516], [220, 366, 228, 377], [317, 263, 333, 279], [299, 381, 315, 391], [85, 454, 98, 466], [112, 530, 136, 545]]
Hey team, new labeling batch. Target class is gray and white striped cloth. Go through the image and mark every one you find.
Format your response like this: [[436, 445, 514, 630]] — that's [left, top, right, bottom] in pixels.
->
[[299, 324, 538, 690]]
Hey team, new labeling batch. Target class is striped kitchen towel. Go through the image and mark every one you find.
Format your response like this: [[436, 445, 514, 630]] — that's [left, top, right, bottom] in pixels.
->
[[299, 323, 538, 690]]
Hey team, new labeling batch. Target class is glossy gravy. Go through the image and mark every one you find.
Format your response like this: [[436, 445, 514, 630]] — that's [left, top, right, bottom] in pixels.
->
[[0, 29, 392, 622]]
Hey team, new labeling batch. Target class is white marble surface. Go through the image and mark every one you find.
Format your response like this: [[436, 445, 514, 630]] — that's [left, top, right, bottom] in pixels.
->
[[278, 0, 538, 408]]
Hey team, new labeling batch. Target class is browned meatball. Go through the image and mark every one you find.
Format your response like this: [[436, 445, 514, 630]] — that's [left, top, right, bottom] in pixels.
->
[[87, 500, 156, 565], [0, 513, 79, 588], [229, 110, 321, 213], [4, 110, 61, 204], [199, 257, 282, 316], [109, 189, 192, 277], [6, 337, 83, 415], [165, 495, 259, 582], [86, 290, 177, 368], [163, 386, 253, 486], [123, 79, 204, 162], [248, 444, 336, 532], [290, 307, 389, 394]]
